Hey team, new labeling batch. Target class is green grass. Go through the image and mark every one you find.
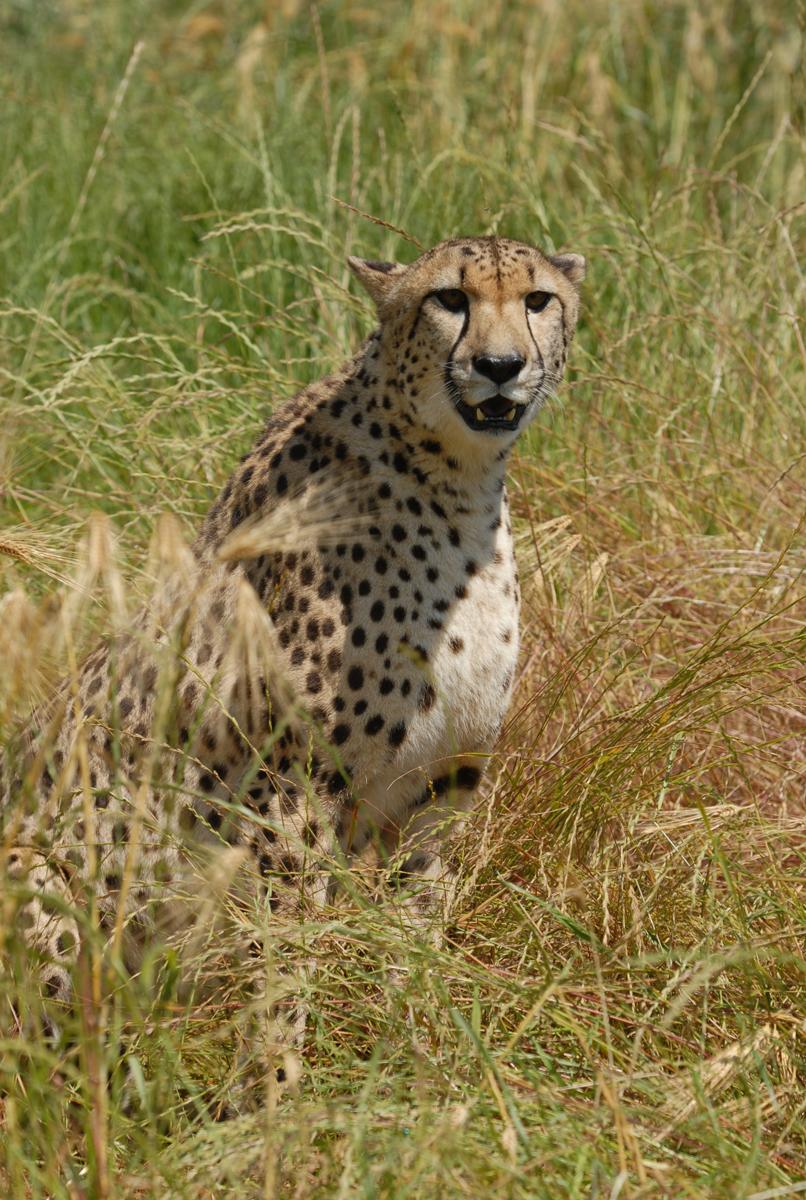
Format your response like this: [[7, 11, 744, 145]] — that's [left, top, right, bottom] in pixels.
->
[[1, 0, 805, 1196]]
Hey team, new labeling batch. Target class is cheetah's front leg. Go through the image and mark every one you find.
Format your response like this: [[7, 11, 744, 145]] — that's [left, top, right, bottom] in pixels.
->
[[387, 757, 485, 940]]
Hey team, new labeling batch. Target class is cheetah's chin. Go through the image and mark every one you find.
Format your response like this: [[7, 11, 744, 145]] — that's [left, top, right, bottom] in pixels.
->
[[455, 395, 528, 433]]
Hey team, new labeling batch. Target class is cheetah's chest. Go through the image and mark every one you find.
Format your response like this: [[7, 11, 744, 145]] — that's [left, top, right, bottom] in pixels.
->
[[269, 486, 520, 827], [413, 548, 519, 757], [337, 510, 520, 825]]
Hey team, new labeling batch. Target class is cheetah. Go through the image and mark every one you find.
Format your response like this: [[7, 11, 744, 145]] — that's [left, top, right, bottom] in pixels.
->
[[1, 235, 585, 1042]]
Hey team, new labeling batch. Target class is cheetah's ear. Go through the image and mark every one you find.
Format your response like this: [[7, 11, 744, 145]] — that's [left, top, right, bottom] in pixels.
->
[[347, 256, 407, 309], [549, 253, 586, 288]]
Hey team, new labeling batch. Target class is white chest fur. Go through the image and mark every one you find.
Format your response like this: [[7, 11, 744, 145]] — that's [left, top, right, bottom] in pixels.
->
[[420, 524, 518, 756], [355, 494, 519, 830]]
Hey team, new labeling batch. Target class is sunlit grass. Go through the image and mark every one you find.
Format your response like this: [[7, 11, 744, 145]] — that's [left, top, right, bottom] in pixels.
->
[[1, 0, 804, 1196]]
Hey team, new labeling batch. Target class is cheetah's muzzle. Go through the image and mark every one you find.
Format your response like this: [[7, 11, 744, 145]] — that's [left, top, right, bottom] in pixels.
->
[[455, 394, 528, 433]]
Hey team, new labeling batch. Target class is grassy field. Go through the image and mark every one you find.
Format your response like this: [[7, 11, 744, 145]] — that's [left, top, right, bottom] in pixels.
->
[[1, 0, 805, 1196]]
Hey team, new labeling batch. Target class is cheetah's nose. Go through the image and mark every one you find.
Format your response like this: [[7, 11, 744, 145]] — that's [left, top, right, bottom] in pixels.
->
[[472, 354, 525, 385]]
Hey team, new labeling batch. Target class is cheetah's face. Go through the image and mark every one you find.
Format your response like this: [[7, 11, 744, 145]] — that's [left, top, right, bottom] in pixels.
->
[[349, 236, 585, 456]]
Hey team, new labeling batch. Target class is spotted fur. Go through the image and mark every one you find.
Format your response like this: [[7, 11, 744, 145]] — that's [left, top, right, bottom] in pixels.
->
[[1, 235, 585, 1035]]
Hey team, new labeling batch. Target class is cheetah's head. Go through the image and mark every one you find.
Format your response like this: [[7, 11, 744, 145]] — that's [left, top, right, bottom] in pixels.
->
[[348, 236, 585, 459]]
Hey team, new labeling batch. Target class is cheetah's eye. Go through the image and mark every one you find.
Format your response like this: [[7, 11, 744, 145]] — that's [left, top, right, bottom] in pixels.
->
[[433, 289, 468, 313], [525, 291, 552, 314]]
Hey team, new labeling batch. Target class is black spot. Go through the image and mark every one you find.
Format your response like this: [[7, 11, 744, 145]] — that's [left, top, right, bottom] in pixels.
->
[[327, 771, 345, 796], [348, 665, 364, 689], [457, 765, 481, 790], [375, 633, 389, 654], [44, 973, 63, 998], [388, 721, 407, 748], [370, 600, 385, 622], [351, 627, 366, 647], [419, 683, 436, 712], [333, 724, 350, 745], [56, 932, 74, 957], [365, 714, 384, 735]]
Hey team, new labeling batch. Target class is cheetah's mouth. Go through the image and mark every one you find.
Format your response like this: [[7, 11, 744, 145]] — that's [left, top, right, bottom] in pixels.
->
[[455, 394, 527, 433]]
